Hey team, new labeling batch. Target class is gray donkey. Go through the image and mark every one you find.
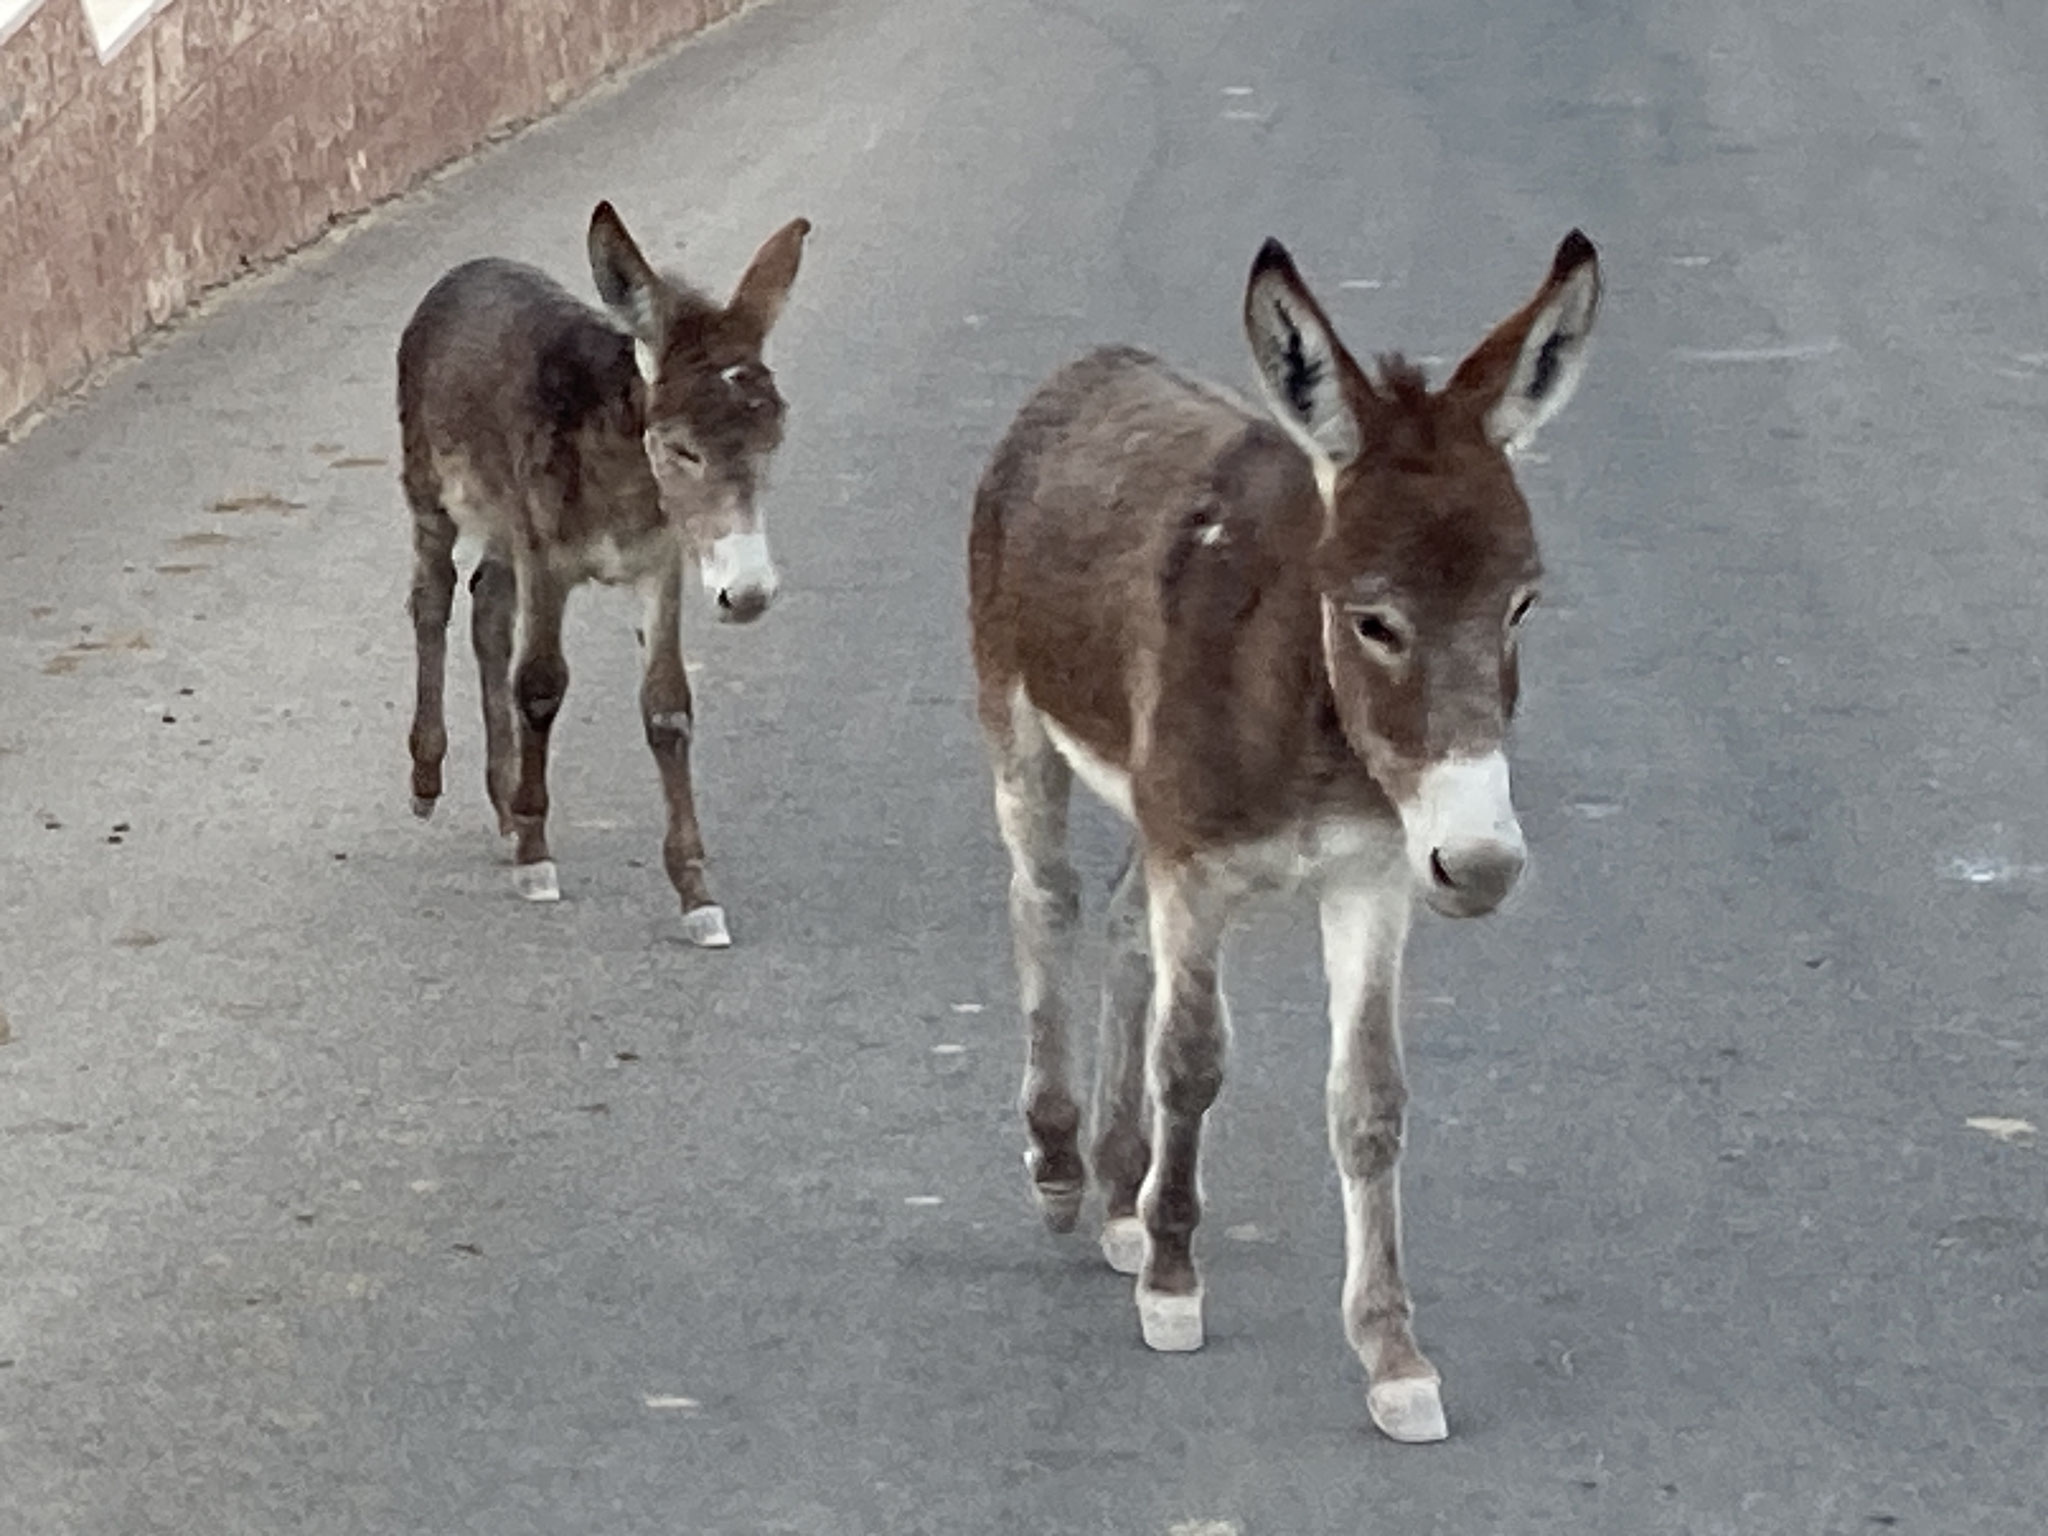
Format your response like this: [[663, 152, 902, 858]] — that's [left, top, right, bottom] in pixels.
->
[[399, 202, 809, 946]]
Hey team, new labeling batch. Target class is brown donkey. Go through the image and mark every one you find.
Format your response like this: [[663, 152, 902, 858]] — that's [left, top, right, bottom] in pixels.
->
[[399, 202, 809, 947], [969, 231, 1600, 1440]]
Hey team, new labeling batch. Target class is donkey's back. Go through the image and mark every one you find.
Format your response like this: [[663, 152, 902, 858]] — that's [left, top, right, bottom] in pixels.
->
[[970, 344, 1327, 835], [973, 343, 1314, 566], [970, 344, 1324, 782], [398, 257, 650, 551]]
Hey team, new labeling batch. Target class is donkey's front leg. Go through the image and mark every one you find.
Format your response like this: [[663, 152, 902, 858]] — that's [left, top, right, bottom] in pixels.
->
[[1134, 858, 1233, 1352], [638, 558, 729, 948], [507, 559, 570, 902], [1320, 873, 1444, 1443], [469, 548, 520, 838]]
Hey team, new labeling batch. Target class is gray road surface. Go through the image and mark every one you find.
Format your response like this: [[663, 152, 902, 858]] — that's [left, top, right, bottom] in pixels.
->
[[4, 0, 2047, 1531]]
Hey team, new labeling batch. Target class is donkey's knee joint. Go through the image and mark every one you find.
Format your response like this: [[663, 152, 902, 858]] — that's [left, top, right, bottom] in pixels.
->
[[1010, 866, 1081, 930], [408, 584, 454, 628], [1331, 1101, 1407, 1181], [1158, 1068, 1223, 1119], [645, 707, 694, 747], [518, 693, 564, 732], [515, 657, 569, 731], [1154, 1015, 1226, 1118]]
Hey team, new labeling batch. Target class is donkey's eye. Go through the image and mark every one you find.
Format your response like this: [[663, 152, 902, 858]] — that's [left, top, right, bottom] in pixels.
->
[[1508, 590, 1540, 627], [1352, 611, 1406, 654]]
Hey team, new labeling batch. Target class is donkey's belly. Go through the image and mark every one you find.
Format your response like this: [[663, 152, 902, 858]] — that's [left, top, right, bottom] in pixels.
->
[[1034, 688, 1403, 895], [1039, 708, 1137, 821], [571, 529, 675, 587]]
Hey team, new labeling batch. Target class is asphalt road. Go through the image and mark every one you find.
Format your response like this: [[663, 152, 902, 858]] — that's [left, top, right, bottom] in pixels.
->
[[4, 1, 2047, 1531]]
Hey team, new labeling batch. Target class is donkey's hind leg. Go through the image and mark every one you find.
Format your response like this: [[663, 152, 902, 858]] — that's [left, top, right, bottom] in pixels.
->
[[989, 694, 1086, 1232], [1092, 840, 1153, 1274], [404, 479, 458, 820]]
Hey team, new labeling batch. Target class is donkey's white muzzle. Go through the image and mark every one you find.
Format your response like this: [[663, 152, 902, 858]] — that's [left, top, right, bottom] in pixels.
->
[[700, 530, 779, 624], [1404, 752, 1527, 918]]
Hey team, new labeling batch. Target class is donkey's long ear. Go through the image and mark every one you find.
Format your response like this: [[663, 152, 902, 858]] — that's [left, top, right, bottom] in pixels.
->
[[1449, 229, 1601, 453], [726, 217, 812, 346], [1244, 238, 1370, 469], [588, 201, 665, 341]]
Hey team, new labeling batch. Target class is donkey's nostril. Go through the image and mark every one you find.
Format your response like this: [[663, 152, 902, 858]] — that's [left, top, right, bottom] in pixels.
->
[[716, 590, 734, 611], [1429, 850, 1455, 888]]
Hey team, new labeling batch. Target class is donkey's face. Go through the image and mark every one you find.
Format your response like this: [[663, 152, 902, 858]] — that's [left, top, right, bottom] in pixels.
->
[[589, 202, 810, 623], [1245, 232, 1600, 917]]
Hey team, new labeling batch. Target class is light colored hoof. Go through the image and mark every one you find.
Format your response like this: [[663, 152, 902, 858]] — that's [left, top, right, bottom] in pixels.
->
[[682, 904, 732, 949], [1367, 1376, 1448, 1444], [411, 795, 437, 820], [1136, 1287, 1204, 1352], [513, 860, 560, 902], [1100, 1216, 1145, 1276]]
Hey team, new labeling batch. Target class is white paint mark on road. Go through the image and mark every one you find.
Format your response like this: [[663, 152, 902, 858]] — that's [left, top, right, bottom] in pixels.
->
[[1224, 1224, 1271, 1243], [1169, 1521, 1243, 1536], [1672, 340, 1843, 363], [1965, 1116, 2038, 1146], [1668, 254, 1714, 267], [1568, 799, 1623, 820], [643, 1395, 701, 1410], [905, 1195, 944, 1206], [950, 1002, 985, 1014], [931, 1043, 967, 1055], [1339, 278, 1384, 290], [1222, 86, 1255, 96], [1222, 109, 1267, 122], [1946, 855, 2048, 885], [409, 1180, 440, 1194]]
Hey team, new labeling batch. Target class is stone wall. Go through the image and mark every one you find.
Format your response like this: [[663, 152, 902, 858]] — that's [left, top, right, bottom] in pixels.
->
[[0, 0, 747, 434]]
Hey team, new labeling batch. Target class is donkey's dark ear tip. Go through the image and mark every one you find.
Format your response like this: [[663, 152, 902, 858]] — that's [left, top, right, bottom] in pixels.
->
[[1251, 237, 1294, 279], [590, 200, 620, 231], [793, 217, 813, 238], [1554, 228, 1598, 273]]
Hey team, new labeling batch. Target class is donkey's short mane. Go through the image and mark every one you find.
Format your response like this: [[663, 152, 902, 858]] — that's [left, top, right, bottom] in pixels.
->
[[1372, 352, 1431, 401], [1362, 353, 1472, 469]]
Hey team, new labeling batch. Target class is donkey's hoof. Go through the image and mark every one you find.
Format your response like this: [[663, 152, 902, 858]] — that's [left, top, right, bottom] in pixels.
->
[[411, 794, 438, 820], [1032, 1181, 1084, 1234], [682, 904, 732, 949], [513, 860, 561, 902], [1100, 1216, 1145, 1275], [1367, 1376, 1448, 1444], [1136, 1287, 1204, 1352]]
